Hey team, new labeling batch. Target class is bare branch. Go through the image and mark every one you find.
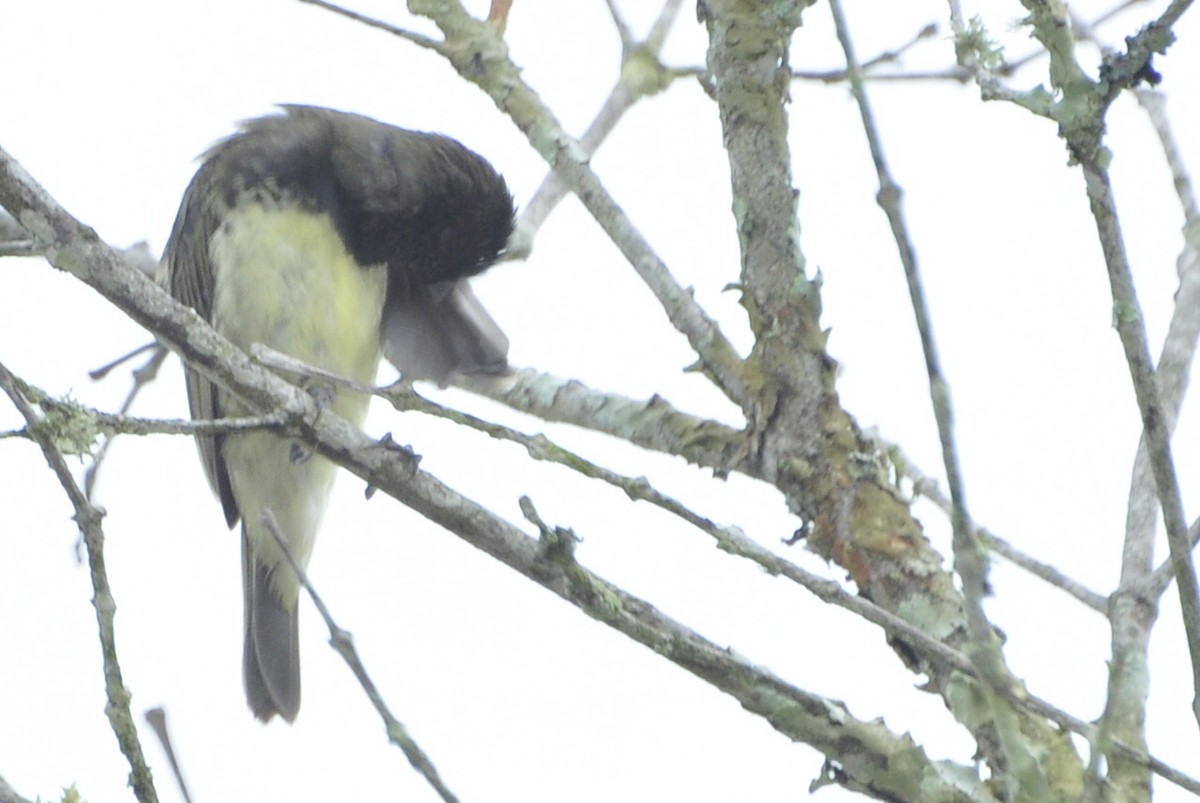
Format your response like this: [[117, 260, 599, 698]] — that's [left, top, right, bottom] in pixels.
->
[[896, 448, 1110, 613], [509, 0, 684, 258], [4, 375, 286, 441], [261, 510, 462, 803], [458, 368, 749, 472], [83, 345, 168, 499], [295, 0, 444, 51], [948, 0, 1200, 789], [1093, 83, 1200, 797], [1082, 132, 1200, 730], [0, 360, 160, 803], [829, 1, 1053, 793], [1128, 94, 1200, 544]]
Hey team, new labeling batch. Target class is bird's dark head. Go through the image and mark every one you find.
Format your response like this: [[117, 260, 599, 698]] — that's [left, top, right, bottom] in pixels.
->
[[334, 124, 516, 290], [206, 105, 515, 292]]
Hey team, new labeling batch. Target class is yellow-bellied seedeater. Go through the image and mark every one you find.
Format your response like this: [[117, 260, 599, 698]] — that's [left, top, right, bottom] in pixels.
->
[[164, 105, 514, 722]]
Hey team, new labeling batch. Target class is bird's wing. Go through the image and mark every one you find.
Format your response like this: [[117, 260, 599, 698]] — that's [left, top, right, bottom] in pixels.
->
[[381, 280, 510, 385], [164, 164, 240, 528]]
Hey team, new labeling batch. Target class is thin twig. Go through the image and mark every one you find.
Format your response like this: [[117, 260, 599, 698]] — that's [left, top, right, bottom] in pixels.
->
[[1082, 156, 1200, 728], [788, 23, 942, 83], [896, 448, 1109, 612], [1151, 0, 1196, 32], [1092, 0, 1156, 30], [602, 0, 634, 50], [672, 63, 976, 84], [144, 708, 195, 803], [677, 0, 1154, 87], [486, 0, 510, 29], [830, 1, 1050, 793], [8, 375, 286, 440], [84, 345, 168, 499], [0, 360, 159, 803], [295, 0, 443, 51], [509, 0, 684, 258], [88, 342, 160, 381], [260, 510, 463, 803], [792, 0, 1152, 84], [1135, 90, 1200, 220], [1150, 519, 1200, 595]]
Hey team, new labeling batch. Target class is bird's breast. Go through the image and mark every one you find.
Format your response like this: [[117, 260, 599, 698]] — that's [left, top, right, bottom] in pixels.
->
[[210, 201, 387, 423]]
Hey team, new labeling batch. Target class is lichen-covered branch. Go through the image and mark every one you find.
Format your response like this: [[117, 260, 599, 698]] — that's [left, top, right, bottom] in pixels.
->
[[829, 1, 1060, 795], [958, 1, 1200, 794], [0, 361, 159, 803], [696, 1, 1084, 794], [508, 0, 683, 258], [457, 368, 749, 473]]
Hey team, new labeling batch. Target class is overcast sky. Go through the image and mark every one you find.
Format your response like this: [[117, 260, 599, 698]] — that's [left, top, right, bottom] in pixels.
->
[[3, 0, 1200, 801]]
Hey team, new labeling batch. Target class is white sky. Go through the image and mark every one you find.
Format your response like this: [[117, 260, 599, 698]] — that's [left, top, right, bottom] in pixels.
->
[[2, 0, 1200, 801]]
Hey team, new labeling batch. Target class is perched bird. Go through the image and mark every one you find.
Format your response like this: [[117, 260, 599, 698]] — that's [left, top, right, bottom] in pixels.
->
[[164, 105, 515, 722]]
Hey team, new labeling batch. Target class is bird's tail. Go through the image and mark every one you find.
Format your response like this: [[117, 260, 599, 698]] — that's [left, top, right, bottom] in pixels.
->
[[242, 526, 301, 723]]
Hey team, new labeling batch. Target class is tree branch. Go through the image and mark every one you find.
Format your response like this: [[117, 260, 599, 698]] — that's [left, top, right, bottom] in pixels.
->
[[1083, 150, 1200, 724], [457, 368, 749, 473], [294, 0, 444, 51], [697, 0, 1089, 791], [895, 444, 1110, 613], [402, 0, 755, 415], [951, 1, 1200, 792], [830, 2, 1056, 794], [262, 510, 461, 803], [508, 0, 684, 258], [0, 360, 159, 803]]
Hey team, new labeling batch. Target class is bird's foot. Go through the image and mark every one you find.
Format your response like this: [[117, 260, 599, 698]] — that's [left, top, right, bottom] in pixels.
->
[[289, 380, 335, 464]]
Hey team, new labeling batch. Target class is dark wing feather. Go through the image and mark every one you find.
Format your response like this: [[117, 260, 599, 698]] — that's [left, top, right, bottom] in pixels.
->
[[381, 280, 510, 384], [163, 162, 240, 528]]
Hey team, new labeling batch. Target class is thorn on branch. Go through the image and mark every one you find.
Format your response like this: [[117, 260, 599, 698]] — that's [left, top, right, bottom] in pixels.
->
[[362, 432, 421, 499], [89, 342, 159, 381], [519, 495, 580, 566]]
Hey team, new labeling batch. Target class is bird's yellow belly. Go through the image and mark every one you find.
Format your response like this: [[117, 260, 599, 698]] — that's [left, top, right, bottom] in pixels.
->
[[211, 203, 386, 399], [209, 203, 386, 602]]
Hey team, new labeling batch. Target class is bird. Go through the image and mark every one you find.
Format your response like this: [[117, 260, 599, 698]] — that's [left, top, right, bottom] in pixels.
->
[[163, 105, 515, 722]]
